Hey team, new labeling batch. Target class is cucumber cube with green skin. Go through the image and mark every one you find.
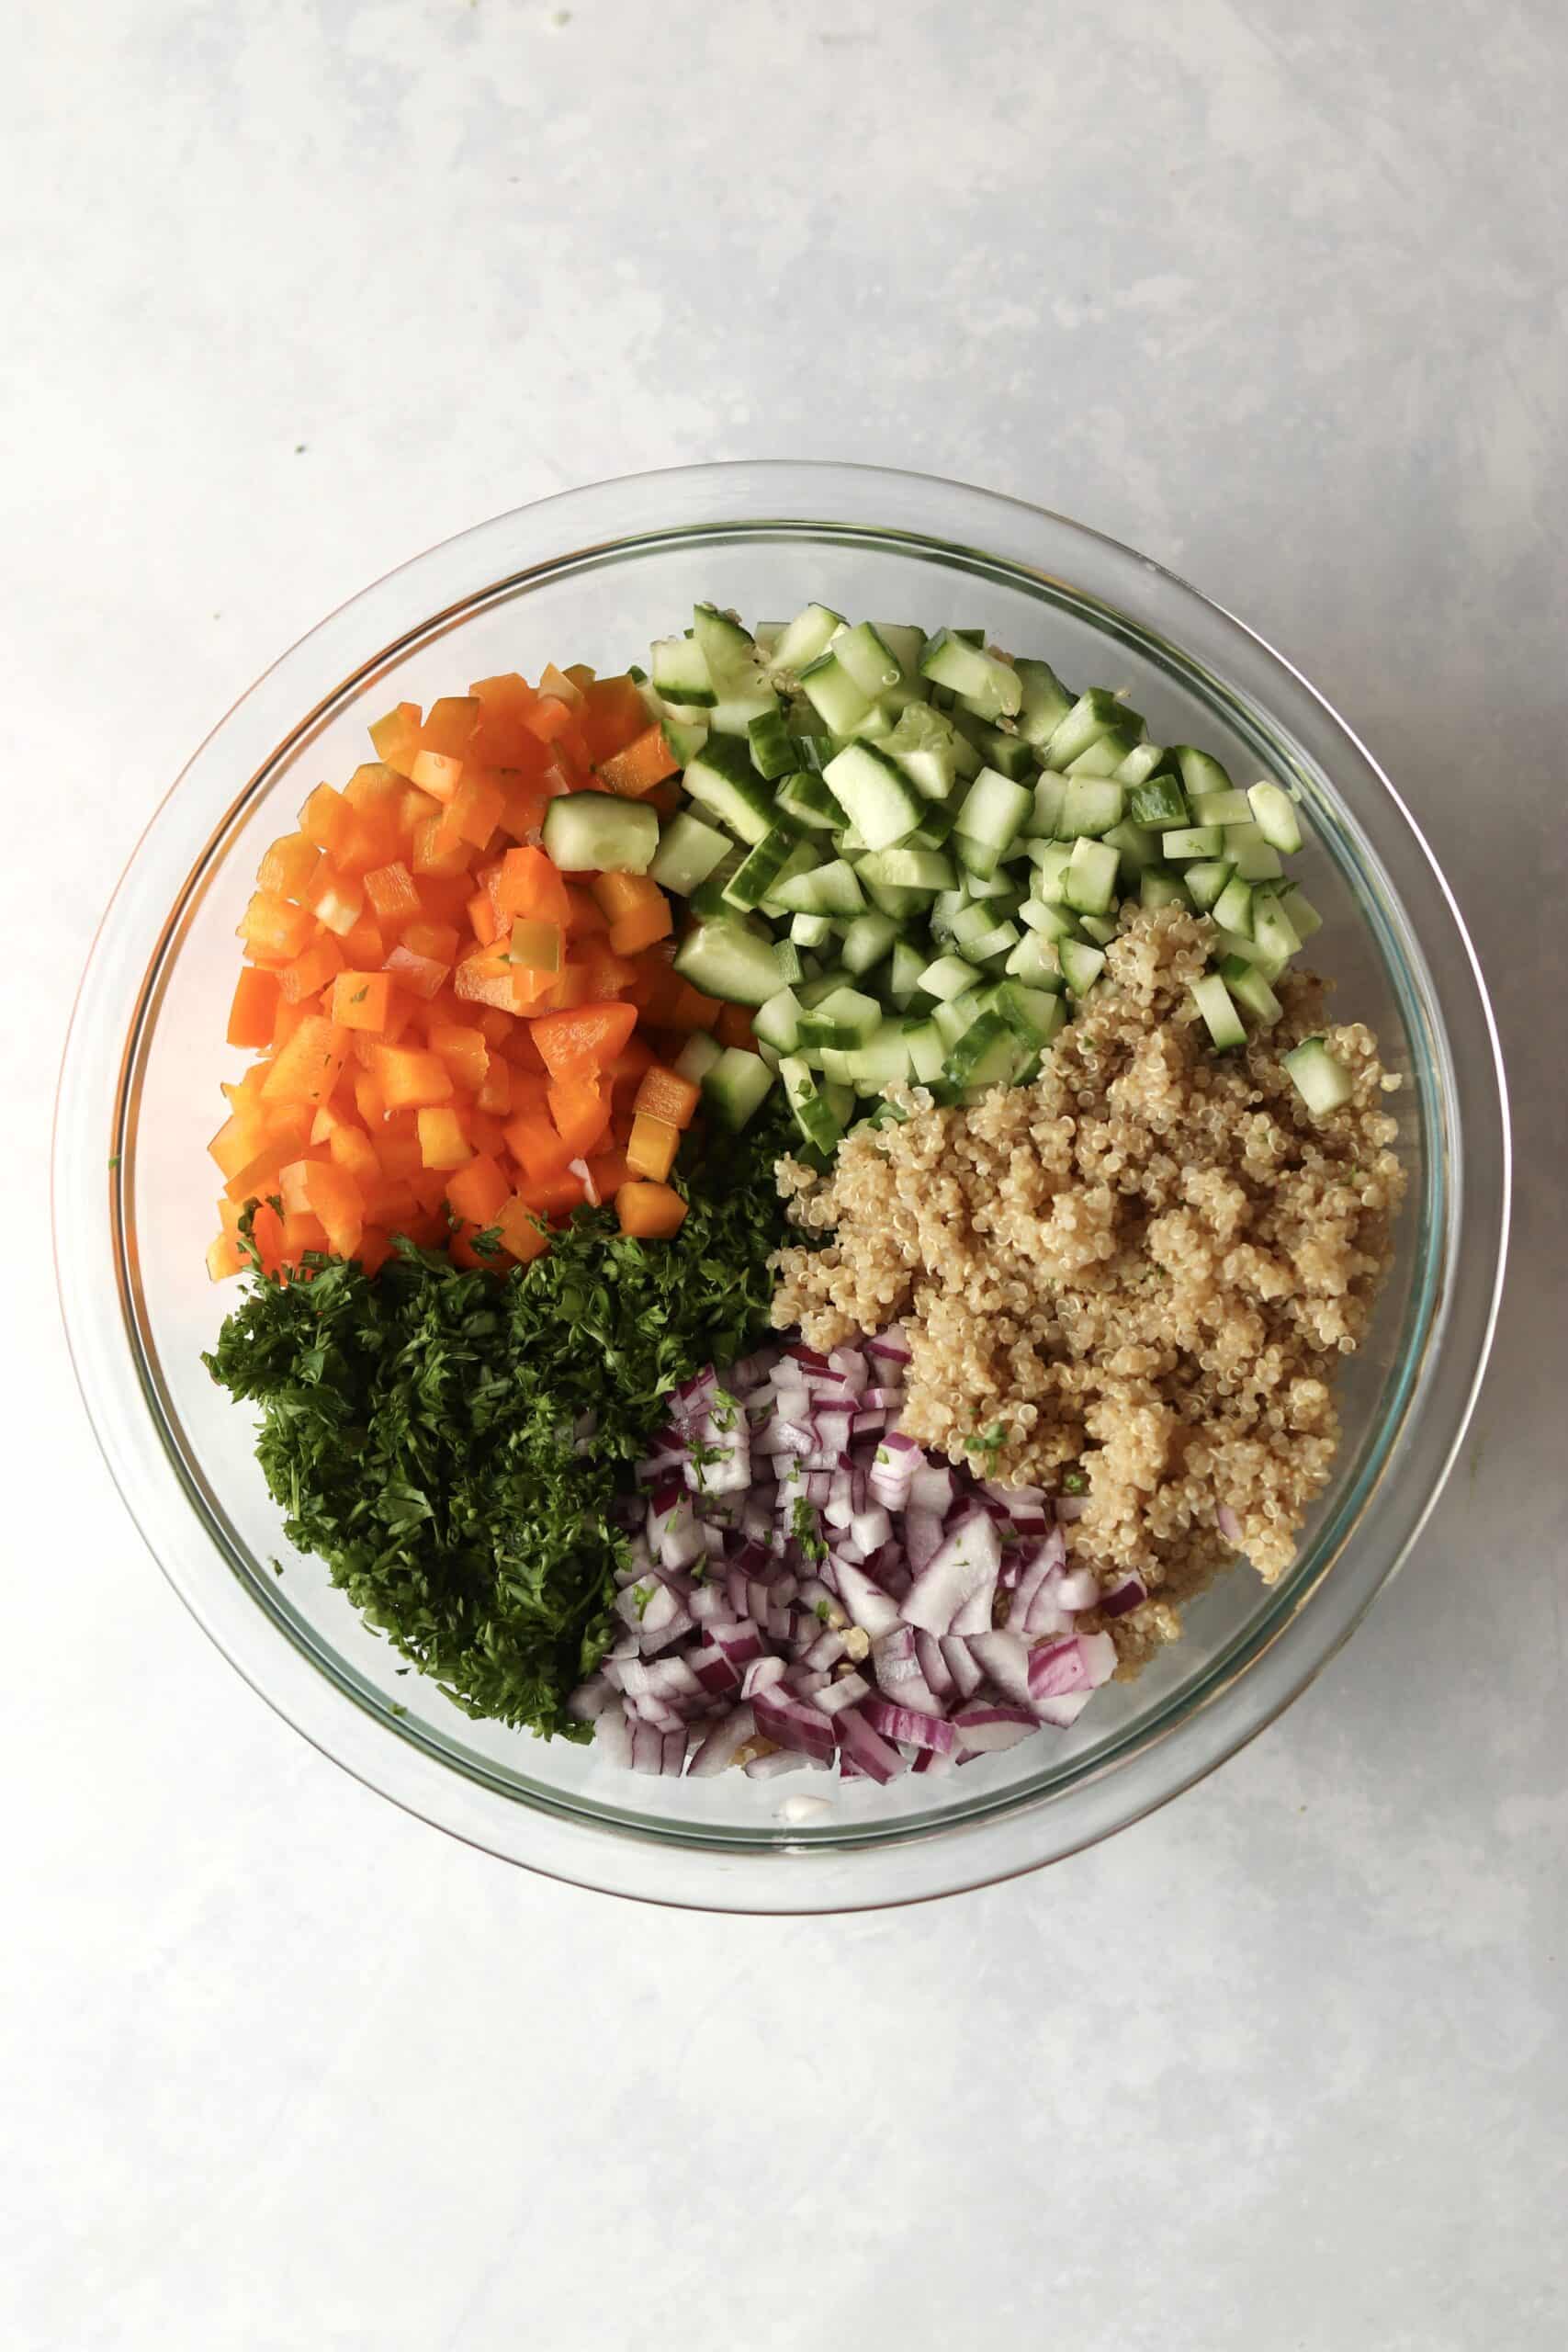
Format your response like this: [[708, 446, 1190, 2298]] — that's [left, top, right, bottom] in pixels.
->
[[773, 858, 866, 918], [789, 910, 834, 948], [1058, 937, 1106, 998], [942, 1010, 1030, 1089], [953, 766, 1032, 862], [845, 1020, 914, 1094], [703, 1046, 776, 1131], [748, 703, 800, 780], [888, 939, 927, 1009], [931, 989, 988, 1047], [1114, 741, 1179, 789], [1103, 820, 1161, 878], [776, 770, 845, 831], [660, 715, 709, 767], [1043, 689, 1141, 771], [692, 603, 765, 694], [542, 792, 659, 875], [1018, 897, 1080, 944], [1224, 821, 1284, 881], [1077, 914, 1119, 946], [649, 810, 731, 897], [901, 1019, 948, 1082], [950, 709, 1035, 778], [856, 846, 957, 892], [1139, 865, 1193, 911], [1005, 931, 1066, 989], [1013, 658, 1075, 747], [1219, 954, 1283, 1027], [1213, 875, 1256, 936], [832, 622, 904, 699], [1182, 858, 1235, 911], [881, 702, 962, 799], [1192, 788, 1252, 826], [1190, 971, 1247, 1051], [781, 1055, 845, 1153], [1063, 727, 1140, 779], [919, 629, 1022, 719], [768, 603, 846, 677], [1056, 778, 1126, 839], [993, 980, 1067, 1046], [1283, 1036, 1353, 1114], [1126, 772, 1190, 828], [1161, 825, 1224, 860], [918, 954, 984, 1002], [1251, 890, 1303, 966], [682, 732, 779, 844], [860, 875, 938, 922], [673, 1034, 723, 1085], [908, 800, 958, 852], [840, 910, 899, 975], [1173, 746, 1234, 800], [649, 633, 716, 709], [707, 686, 782, 738], [736, 837, 823, 916], [753, 988, 805, 1056], [1278, 885, 1323, 939], [1026, 775, 1067, 840], [806, 985, 881, 1045], [821, 741, 926, 851], [1063, 836, 1120, 916], [672, 919, 784, 1007], [689, 845, 746, 916], [1028, 839, 1074, 902], [798, 650, 874, 736]]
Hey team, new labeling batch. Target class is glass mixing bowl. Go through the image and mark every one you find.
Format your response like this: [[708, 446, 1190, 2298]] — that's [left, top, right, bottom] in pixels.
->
[[54, 463, 1509, 1912]]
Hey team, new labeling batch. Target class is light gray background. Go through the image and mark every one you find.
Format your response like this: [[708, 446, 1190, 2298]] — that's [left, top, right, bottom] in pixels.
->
[[6, 4, 1564, 2346]]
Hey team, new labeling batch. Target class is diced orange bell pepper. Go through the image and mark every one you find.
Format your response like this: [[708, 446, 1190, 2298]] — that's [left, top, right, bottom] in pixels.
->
[[239, 891, 316, 965], [417, 1106, 471, 1170], [226, 967, 280, 1050], [584, 1148, 631, 1204], [519, 1166, 590, 1219], [299, 782, 355, 857], [356, 1227, 393, 1276], [669, 981, 724, 1032], [633, 1064, 701, 1129], [324, 1119, 381, 1192], [448, 769, 503, 850], [502, 1108, 574, 1185], [715, 1004, 757, 1051], [547, 1074, 611, 1159], [412, 812, 474, 877], [365, 861, 422, 924], [422, 695, 481, 758], [574, 944, 639, 1000], [594, 723, 679, 797], [206, 1232, 247, 1282], [604, 1034, 657, 1089], [626, 1112, 680, 1182], [615, 1181, 688, 1239], [329, 971, 393, 1034], [531, 1000, 639, 1080], [278, 936, 344, 1004], [468, 888, 502, 947], [428, 1023, 489, 1094], [446, 1151, 511, 1227], [580, 677, 657, 763], [591, 870, 662, 925], [261, 1015, 350, 1108], [310, 863, 366, 938], [410, 750, 464, 804], [495, 845, 572, 928], [608, 894, 672, 956], [257, 831, 322, 900], [368, 701, 423, 778], [383, 939, 452, 1002], [353, 1067, 388, 1128], [375, 1044, 455, 1112], [209, 1113, 261, 1181], [476, 1057, 513, 1116], [455, 945, 554, 1017], [280, 1157, 365, 1259], [496, 1194, 550, 1264]]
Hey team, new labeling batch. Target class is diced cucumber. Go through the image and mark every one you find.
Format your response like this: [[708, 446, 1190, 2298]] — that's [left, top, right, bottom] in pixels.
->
[[919, 629, 1022, 720], [1138, 865, 1192, 911], [1063, 836, 1120, 917], [689, 844, 747, 916], [1278, 885, 1323, 940], [672, 919, 783, 1007], [950, 709, 1035, 779], [1026, 775, 1067, 841], [789, 910, 834, 948], [1018, 896, 1079, 944], [1013, 658, 1075, 748], [1028, 839, 1074, 903], [824, 1081, 856, 1127], [754, 988, 805, 1056], [1251, 891, 1303, 965], [882, 702, 961, 799], [907, 802, 958, 855], [1102, 819, 1161, 876], [649, 633, 715, 710], [726, 831, 818, 913], [1282, 1036, 1353, 1114], [707, 686, 781, 738], [1219, 955, 1283, 1028], [968, 919, 1022, 964], [1004, 931, 1064, 989], [919, 954, 983, 1002], [953, 768, 1032, 876], [1077, 913, 1119, 946], [773, 939, 806, 987], [931, 989, 987, 1047], [1058, 936, 1106, 999], [748, 704, 799, 780], [994, 980, 1067, 1046], [800, 986, 882, 1049], [1043, 689, 1139, 771], [845, 1019, 913, 1093], [660, 715, 709, 767], [693, 604, 765, 695], [901, 1018, 948, 1084], [840, 910, 899, 975], [795, 969, 852, 1009], [889, 938, 927, 1009], [1114, 741, 1176, 789], [540, 792, 658, 876], [1057, 777, 1126, 839], [845, 700, 897, 743], [1126, 771, 1190, 828], [1191, 788, 1251, 826], [673, 1033, 724, 1085], [833, 622, 904, 699], [703, 1046, 776, 1131], [960, 869, 1021, 905], [1212, 928, 1285, 978], [874, 623, 926, 679], [942, 1009, 1027, 1089], [781, 1055, 844, 1154], [1174, 746, 1234, 800], [776, 770, 845, 831], [798, 649, 874, 735], [768, 603, 846, 677], [856, 846, 957, 892], [821, 741, 925, 852], [951, 899, 1009, 954], [773, 857, 866, 918], [1224, 821, 1284, 882], [1190, 971, 1247, 1050], [1183, 857, 1235, 911], [860, 876, 937, 922], [649, 810, 731, 897], [1064, 727, 1141, 779], [1213, 876, 1255, 936], [682, 733, 780, 845], [1162, 825, 1224, 860]]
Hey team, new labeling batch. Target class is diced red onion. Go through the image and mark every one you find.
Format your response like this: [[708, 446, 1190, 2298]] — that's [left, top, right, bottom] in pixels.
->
[[811, 1671, 871, 1716], [1217, 1503, 1244, 1545], [830, 1557, 904, 1640], [686, 1703, 756, 1777], [593, 1711, 632, 1770], [835, 1707, 906, 1783], [1055, 1567, 1100, 1613], [952, 1703, 1038, 1755], [861, 1698, 954, 1754], [903, 1510, 1001, 1637], [1100, 1575, 1146, 1619], [740, 1654, 786, 1700]]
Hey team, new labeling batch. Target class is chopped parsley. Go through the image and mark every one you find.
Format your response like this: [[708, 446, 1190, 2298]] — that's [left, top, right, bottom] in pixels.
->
[[205, 1109, 792, 1737], [791, 1498, 828, 1561], [963, 1421, 1009, 1457], [1062, 1467, 1089, 1495]]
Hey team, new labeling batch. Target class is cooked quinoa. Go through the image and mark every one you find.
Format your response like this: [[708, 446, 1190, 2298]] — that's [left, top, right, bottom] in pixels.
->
[[771, 908, 1405, 1669]]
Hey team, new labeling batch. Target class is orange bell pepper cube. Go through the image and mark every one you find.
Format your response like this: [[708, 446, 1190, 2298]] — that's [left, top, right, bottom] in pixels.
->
[[446, 1151, 511, 1227], [280, 1158, 365, 1260], [428, 1023, 490, 1093], [226, 967, 280, 1050], [669, 981, 724, 1032], [594, 723, 679, 797], [508, 917, 562, 975], [375, 1044, 455, 1112], [383, 939, 452, 1002], [502, 1109, 575, 1187], [476, 1057, 512, 1116], [715, 1004, 757, 1050], [591, 871, 662, 925], [633, 1064, 701, 1129], [367, 701, 423, 778], [455, 946, 554, 1017], [261, 1015, 350, 1108], [547, 1075, 611, 1159], [206, 1232, 247, 1282], [257, 831, 322, 899], [574, 944, 639, 1000], [338, 914, 387, 970], [209, 1114, 261, 1181], [324, 1119, 381, 1191], [626, 1112, 681, 1183], [365, 861, 422, 924], [468, 888, 502, 947], [608, 894, 672, 956], [417, 1106, 471, 1170], [448, 769, 503, 850], [329, 971, 393, 1034], [421, 695, 481, 758], [496, 1194, 550, 1264], [412, 812, 473, 877], [239, 891, 316, 965], [519, 1166, 589, 1219], [299, 781, 355, 857], [584, 1148, 631, 1204], [616, 1181, 688, 1239], [531, 1001, 639, 1080], [310, 863, 366, 938], [410, 749, 464, 804], [604, 1034, 657, 1089], [276, 936, 343, 1005], [495, 845, 572, 928]]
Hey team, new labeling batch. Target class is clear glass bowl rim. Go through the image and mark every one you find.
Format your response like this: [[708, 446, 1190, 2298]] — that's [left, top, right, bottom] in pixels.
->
[[53, 460, 1511, 1913]]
